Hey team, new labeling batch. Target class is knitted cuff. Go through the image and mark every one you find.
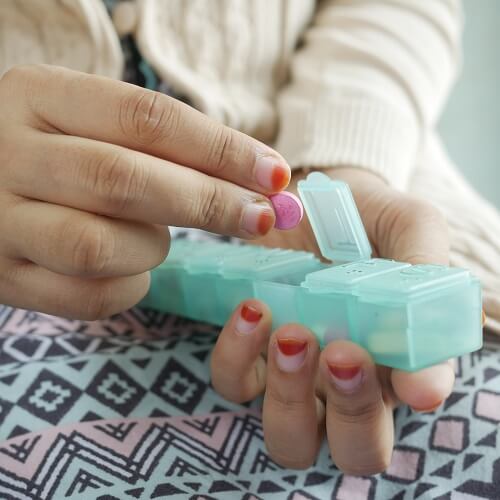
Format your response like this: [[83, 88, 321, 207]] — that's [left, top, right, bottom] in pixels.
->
[[274, 91, 420, 191]]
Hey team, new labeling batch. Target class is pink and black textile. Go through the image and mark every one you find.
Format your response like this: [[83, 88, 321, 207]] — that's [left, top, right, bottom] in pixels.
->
[[0, 305, 499, 499]]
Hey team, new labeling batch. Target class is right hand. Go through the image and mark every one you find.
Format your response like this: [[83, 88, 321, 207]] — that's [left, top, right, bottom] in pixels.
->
[[0, 65, 290, 319]]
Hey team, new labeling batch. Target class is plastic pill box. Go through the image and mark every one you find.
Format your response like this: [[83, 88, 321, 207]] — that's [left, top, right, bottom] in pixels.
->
[[140, 172, 482, 371]]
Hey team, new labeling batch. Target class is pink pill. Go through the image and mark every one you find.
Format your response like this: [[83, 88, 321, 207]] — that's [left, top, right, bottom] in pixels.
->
[[269, 192, 304, 230]]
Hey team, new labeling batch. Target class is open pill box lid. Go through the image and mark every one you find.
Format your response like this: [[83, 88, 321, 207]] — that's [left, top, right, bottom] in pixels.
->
[[297, 172, 372, 263]]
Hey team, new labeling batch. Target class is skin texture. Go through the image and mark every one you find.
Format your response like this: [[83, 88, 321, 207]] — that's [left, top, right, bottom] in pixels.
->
[[0, 64, 291, 319], [211, 167, 457, 475]]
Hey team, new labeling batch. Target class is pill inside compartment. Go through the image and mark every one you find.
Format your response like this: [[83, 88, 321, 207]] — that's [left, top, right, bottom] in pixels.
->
[[356, 264, 482, 371], [299, 259, 410, 349]]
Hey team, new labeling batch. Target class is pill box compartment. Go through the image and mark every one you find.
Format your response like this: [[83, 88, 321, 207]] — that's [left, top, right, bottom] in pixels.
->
[[355, 264, 482, 371], [217, 248, 320, 325], [298, 259, 410, 348], [253, 260, 326, 330], [182, 244, 263, 324], [142, 239, 220, 316]]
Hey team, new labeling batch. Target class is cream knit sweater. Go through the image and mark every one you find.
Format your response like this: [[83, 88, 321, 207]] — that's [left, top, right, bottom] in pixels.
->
[[0, 0, 499, 331]]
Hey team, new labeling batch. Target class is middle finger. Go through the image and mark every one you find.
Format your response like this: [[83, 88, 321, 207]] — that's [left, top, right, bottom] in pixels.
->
[[263, 324, 323, 469]]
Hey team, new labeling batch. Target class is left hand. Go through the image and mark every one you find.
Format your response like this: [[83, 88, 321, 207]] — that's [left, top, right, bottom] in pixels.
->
[[210, 166, 456, 474]]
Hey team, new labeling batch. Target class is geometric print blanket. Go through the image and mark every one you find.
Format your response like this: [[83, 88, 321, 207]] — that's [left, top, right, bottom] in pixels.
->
[[0, 305, 499, 500]]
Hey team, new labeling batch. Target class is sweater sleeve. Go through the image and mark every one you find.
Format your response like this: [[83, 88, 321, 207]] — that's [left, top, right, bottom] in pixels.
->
[[274, 0, 463, 190]]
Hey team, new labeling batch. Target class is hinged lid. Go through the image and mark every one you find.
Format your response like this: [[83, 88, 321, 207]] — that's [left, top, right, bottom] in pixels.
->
[[297, 172, 372, 263]]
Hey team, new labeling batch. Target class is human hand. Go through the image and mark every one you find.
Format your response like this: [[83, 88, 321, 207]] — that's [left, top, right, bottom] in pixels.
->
[[0, 65, 289, 319], [252, 166, 450, 266], [211, 301, 455, 475], [211, 167, 456, 474]]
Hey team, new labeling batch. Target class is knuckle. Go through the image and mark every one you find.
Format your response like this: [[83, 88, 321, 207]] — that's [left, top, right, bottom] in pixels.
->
[[400, 198, 446, 228], [332, 398, 383, 426], [335, 453, 391, 476], [1, 64, 46, 103], [0, 65, 35, 113], [266, 385, 307, 413], [206, 126, 237, 174], [0, 64, 67, 131], [210, 376, 236, 402], [154, 227, 171, 266], [210, 363, 242, 403], [118, 90, 179, 145], [0, 258, 22, 293], [86, 151, 150, 215], [67, 218, 113, 276], [418, 202, 447, 227], [267, 447, 314, 470], [0, 64, 35, 87], [82, 284, 114, 320], [210, 377, 241, 403], [193, 182, 226, 230]]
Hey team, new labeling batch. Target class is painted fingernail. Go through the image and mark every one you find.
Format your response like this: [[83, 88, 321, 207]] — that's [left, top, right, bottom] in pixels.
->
[[255, 156, 291, 192], [235, 304, 262, 335], [411, 400, 443, 413], [241, 203, 275, 235], [328, 363, 363, 394], [276, 338, 307, 372]]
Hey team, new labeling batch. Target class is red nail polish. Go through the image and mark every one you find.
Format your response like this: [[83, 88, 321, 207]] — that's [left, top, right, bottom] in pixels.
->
[[328, 364, 361, 380], [271, 166, 290, 191], [240, 304, 262, 323], [257, 211, 274, 234], [277, 338, 307, 356]]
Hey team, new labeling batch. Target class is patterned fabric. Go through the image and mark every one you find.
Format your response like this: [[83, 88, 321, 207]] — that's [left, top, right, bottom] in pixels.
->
[[0, 306, 499, 499], [0, 3, 498, 498]]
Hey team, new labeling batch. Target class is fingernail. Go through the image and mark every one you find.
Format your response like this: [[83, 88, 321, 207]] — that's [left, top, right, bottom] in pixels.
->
[[235, 304, 262, 335], [276, 338, 307, 373], [411, 400, 443, 413], [241, 203, 275, 235], [255, 156, 291, 192], [328, 363, 363, 394]]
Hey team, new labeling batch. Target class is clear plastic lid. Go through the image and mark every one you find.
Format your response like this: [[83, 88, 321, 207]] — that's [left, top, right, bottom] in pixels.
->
[[297, 172, 372, 263], [186, 245, 265, 273], [358, 264, 471, 299], [159, 240, 221, 267], [302, 259, 410, 292], [220, 248, 316, 279]]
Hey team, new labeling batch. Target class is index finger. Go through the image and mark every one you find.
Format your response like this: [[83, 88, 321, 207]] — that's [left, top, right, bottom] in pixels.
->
[[9, 64, 291, 194]]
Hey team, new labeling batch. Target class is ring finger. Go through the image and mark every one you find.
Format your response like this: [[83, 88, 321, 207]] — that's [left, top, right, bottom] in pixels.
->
[[1, 195, 169, 277]]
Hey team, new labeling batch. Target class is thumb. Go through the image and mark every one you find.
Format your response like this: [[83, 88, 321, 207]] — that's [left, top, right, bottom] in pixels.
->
[[374, 192, 450, 265]]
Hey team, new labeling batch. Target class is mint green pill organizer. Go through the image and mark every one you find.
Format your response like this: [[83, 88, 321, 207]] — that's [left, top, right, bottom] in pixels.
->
[[140, 172, 482, 371]]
